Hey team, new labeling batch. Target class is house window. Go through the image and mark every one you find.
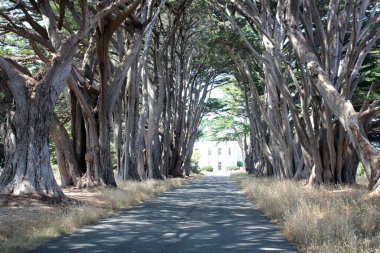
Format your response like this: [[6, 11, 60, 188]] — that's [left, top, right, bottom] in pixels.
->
[[228, 148, 231, 156], [218, 148, 222, 155], [208, 148, 212, 156], [218, 162, 222, 170]]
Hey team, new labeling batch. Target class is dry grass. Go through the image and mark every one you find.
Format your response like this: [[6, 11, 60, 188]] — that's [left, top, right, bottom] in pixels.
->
[[231, 173, 380, 253], [0, 177, 195, 253]]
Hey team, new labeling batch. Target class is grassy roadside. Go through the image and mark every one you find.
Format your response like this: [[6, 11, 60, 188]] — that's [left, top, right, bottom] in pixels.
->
[[231, 173, 380, 253], [0, 176, 199, 253]]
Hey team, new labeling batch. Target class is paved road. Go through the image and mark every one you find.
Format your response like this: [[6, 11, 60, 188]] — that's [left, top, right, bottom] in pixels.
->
[[30, 176, 297, 253]]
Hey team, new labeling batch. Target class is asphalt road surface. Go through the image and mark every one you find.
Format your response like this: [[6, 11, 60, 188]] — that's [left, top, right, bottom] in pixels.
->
[[30, 176, 297, 253]]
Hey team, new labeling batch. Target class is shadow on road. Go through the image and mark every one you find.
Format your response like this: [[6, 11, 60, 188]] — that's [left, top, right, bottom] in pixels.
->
[[30, 176, 297, 253]]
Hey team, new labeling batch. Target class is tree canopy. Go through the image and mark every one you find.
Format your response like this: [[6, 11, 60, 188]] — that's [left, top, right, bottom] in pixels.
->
[[0, 0, 380, 196]]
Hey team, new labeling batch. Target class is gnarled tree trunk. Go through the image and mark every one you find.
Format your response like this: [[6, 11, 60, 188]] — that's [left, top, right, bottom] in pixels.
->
[[284, 0, 380, 191], [50, 114, 82, 188], [0, 78, 63, 196]]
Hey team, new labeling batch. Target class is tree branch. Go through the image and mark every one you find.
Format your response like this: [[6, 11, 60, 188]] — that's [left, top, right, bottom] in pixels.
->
[[0, 57, 27, 106]]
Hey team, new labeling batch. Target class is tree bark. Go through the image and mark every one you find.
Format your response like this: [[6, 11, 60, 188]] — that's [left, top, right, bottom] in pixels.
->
[[50, 114, 82, 188], [0, 4, 92, 195], [284, 0, 380, 191], [70, 92, 87, 174], [0, 77, 63, 196]]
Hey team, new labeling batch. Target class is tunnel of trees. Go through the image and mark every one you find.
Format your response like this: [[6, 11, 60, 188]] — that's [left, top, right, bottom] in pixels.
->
[[0, 0, 379, 197]]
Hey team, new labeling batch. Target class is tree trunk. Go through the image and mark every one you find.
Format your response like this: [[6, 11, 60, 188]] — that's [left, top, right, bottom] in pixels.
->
[[0, 18, 91, 196], [50, 114, 82, 188], [145, 47, 165, 179], [121, 61, 142, 181], [96, 36, 117, 187], [0, 76, 11, 170], [113, 97, 123, 176], [145, 49, 165, 179], [0, 92, 63, 197], [341, 145, 359, 184], [71, 92, 87, 174], [284, 0, 380, 191]]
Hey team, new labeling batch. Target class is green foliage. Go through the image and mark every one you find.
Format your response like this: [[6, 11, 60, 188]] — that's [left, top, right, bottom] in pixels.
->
[[201, 75, 250, 141], [237, 161, 243, 168], [202, 115, 248, 141], [205, 98, 227, 114], [353, 47, 380, 109], [362, 48, 380, 83], [195, 129, 205, 139], [54, 93, 72, 132], [51, 164, 60, 180], [0, 35, 33, 57], [194, 0, 206, 8], [226, 166, 239, 170], [190, 165, 201, 174], [357, 163, 366, 177], [201, 165, 213, 172], [191, 149, 201, 164], [190, 150, 202, 174], [0, 34, 41, 73], [220, 81, 246, 115], [49, 140, 58, 165]]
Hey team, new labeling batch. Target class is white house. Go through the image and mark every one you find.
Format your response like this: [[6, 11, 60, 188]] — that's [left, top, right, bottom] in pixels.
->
[[193, 141, 243, 171]]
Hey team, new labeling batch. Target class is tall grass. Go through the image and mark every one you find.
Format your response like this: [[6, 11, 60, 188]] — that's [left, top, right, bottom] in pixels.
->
[[0, 177, 190, 253], [232, 173, 380, 253]]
